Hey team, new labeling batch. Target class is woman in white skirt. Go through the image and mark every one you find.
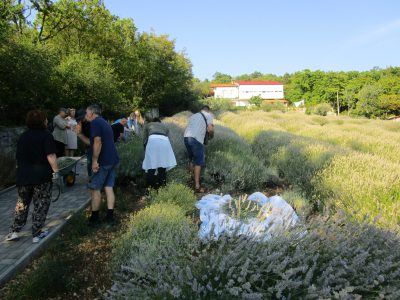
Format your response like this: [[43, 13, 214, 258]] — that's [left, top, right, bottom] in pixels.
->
[[142, 118, 176, 188], [65, 108, 77, 156]]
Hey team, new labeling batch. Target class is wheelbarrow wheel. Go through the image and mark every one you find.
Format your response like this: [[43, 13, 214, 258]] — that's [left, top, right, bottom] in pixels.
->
[[65, 171, 76, 187]]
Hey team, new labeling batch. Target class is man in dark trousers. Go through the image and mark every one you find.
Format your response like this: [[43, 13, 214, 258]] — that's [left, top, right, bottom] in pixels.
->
[[85, 104, 119, 225]]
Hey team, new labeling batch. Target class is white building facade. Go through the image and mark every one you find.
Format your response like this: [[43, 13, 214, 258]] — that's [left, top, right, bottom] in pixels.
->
[[236, 81, 284, 100], [212, 84, 239, 99], [211, 81, 286, 107]]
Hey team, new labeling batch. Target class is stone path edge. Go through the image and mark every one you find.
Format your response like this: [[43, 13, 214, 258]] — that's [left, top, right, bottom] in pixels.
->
[[0, 196, 91, 286]]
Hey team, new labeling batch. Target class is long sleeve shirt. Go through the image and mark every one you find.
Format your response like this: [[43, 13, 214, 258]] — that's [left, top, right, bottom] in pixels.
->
[[143, 122, 169, 145]]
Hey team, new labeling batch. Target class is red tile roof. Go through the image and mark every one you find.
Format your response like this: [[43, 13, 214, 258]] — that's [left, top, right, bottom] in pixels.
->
[[210, 83, 237, 87], [236, 81, 282, 85]]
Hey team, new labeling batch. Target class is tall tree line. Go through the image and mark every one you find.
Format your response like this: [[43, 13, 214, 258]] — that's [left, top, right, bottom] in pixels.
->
[[207, 68, 400, 118], [0, 0, 196, 125]]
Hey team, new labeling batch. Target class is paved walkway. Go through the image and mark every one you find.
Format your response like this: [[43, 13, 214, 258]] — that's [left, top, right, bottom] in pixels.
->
[[0, 158, 91, 286]]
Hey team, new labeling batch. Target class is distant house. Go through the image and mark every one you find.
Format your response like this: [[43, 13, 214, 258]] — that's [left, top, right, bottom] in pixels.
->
[[210, 81, 287, 107], [210, 83, 238, 99]]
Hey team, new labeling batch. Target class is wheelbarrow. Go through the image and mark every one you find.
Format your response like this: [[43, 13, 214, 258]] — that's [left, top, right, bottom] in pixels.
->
[[52, 155, 86, 202]]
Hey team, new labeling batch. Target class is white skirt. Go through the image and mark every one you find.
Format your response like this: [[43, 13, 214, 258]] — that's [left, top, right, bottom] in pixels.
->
[[142, 135, 177, 171]]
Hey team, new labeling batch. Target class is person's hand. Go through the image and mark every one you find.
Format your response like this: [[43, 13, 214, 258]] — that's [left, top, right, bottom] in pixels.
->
[[92, 161, 100, 173], [75, 123, 82, 134]]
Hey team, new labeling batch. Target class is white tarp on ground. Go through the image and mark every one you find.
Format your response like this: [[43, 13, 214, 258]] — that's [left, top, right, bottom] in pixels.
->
[[196, 192, 300, 241]]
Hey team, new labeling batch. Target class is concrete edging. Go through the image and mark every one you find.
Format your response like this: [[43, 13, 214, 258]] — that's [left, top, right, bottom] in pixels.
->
[[0, 196, 91, 286]]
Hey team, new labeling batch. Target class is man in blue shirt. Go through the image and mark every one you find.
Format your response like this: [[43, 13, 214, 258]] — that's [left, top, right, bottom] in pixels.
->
[[85, 104, 119, 225]]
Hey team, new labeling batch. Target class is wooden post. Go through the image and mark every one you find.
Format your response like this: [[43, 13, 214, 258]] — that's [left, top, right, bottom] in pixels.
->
[[336, 90, 340, 116]]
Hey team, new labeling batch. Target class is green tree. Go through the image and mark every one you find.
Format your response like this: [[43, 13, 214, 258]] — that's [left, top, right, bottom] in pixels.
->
[[354, 84, 382, 117], [212, 72, 232, 84], [249, 95, 263, 107], [0, 40, 59, 125], [56, 53, 123, 112], [192, 78, 211, 99], [377, 94, 400, 117]]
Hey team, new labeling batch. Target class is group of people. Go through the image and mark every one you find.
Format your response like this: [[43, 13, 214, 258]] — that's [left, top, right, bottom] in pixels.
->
[[110, 110, 144, 143], [52, 107, 78, 157], [4, 104, 214, 244]]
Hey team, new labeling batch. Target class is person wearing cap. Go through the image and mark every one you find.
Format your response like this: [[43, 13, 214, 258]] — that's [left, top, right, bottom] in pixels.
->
[[52, 107, 70, 157]]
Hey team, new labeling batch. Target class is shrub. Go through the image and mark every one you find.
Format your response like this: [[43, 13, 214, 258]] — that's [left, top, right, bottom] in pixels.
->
[[200, 98, 235, 111], [222, 194, 265, 223], [168, 165, 191, 186], [215, 110, 400, 228], [148, 182, 197, 214], [4, 255, 77, 300], [63, 211, 91, 243], [109, 203, 198, 298], [252, 130, 340, 211], [249, 96, 263, 107], [116, 135, 144, 180], [315, 152, 400, 229], [311, 116, 329, 126], [312, 103, 332, 116], [205, 124, 278, 193], [108, 213, 400, 299], [281, 189, 311, 220], [261, 102, 287, 112]]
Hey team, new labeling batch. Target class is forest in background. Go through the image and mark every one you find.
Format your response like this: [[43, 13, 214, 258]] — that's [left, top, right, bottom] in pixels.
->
[[0, 0, 197, 125], [195, 67, 400, 119]]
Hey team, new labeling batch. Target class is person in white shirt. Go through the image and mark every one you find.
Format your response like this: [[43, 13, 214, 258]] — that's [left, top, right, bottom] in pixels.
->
[[183, 105, 214, 193]]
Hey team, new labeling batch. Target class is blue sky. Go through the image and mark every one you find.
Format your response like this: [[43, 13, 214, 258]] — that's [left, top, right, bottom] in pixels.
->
[[104, 0, 400, 80]]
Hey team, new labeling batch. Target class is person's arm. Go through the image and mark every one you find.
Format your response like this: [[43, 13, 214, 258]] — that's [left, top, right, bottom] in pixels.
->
[[54, 116, 69, 129], [75, 123, 90, 146], [78, 133, 90, 145], [47, 153, 58, 174], [92, 136, 102, 173], [207, 124, 214, 138], [207, 114, 215, 137]]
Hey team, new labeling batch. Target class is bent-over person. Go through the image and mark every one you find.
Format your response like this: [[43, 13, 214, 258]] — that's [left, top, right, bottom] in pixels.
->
[[184, 105, 214, 193], [142, 118, 177, 188]]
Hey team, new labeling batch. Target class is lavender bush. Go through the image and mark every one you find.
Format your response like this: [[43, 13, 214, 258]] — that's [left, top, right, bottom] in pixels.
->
[[108, 212, 400, 299]]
